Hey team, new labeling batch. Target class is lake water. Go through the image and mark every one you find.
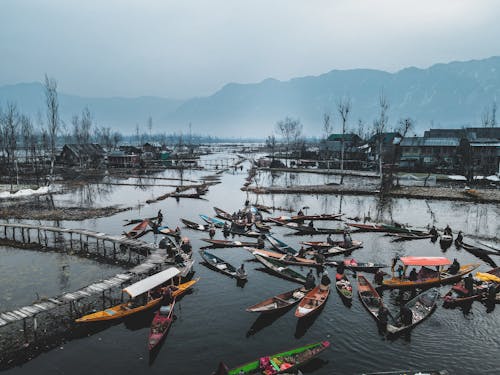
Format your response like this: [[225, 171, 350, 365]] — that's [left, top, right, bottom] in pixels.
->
[[1, 154, 499, 374]]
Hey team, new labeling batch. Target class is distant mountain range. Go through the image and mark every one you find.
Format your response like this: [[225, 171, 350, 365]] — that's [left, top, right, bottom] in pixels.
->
[[1, 56, 499, 137]]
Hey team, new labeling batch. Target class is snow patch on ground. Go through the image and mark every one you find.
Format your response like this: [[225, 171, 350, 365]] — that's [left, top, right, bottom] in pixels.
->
[[0, 185, 54, 199]]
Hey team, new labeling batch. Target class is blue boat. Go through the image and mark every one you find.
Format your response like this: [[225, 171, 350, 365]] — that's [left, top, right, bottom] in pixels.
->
[[200, 214, 225, 228]]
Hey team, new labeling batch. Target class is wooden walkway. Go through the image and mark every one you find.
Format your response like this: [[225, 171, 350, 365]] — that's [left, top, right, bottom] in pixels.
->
[[0, 223, 186, 328]]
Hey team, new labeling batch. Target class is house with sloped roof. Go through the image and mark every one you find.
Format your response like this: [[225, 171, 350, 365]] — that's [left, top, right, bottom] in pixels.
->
[[399, 137, 461, 171], [59, 144, 105, 168]]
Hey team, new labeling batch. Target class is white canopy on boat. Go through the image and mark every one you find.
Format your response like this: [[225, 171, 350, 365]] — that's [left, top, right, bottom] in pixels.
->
[[123, 267, 180, 298]]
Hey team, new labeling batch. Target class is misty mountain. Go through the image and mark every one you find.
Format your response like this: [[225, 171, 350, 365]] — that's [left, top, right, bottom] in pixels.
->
[[1, 57, 499, 137]]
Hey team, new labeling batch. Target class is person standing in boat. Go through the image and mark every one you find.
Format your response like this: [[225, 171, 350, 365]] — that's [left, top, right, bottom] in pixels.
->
[[308, 220, 314, 229], [157, 209, 163, 226], [297, 209, 304, 216], [336, 261, 346, 280], [455, 231, 464, 244], [304, 269, 316, 290], [429, 225, 438, 237], [448, 258, 460, 274], [209, 224, 216, 239], [444, 225, 452, 236], [343, 230, 352, 248], [464, 273, 474, 296], [408, 268, 418, 281]]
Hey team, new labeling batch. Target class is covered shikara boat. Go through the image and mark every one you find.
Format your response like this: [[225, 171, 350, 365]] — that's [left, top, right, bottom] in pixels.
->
[[246, 287, 308, 313], [181, 218, 209, 232], [248, 248, 321, 267], [254, 254, 307, 284], [443, 267, 500, 306], [214, 341, 330, 375], [76, 267, 183, 323], [382, 256, 479, 289], [148, 299, 175, 351], [199, 250, 246, 280], [265, 234, 298, 256], [200, 214, 226, 228], [357, 275, 384, 322], [202, 239, 259, 248], [386, 288, 440, 335], [124, 219, 150, 239], [295, 284, 330, 318]]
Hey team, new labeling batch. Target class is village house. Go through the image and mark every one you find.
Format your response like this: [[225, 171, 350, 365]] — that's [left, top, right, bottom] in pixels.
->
[[59, 144, 105, 168], [319, 133, 365, 168], [107, 151, 141, 168]]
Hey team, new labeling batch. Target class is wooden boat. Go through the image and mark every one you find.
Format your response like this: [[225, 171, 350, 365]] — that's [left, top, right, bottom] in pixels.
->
[[252, 204, 272, 214], [158, 226, 181, 237], [357, 275, 384, 322], [390, 233, 434, 241], [386, 288, 440, 335], [456, 239, 500, 256], [254, 254, 307, 284], [443, 267, 500, 306], [246, 287, 308, 313], [380, 223, 427, 235], [265, 234, 298, 255], [213, 207, 233, 221], [249, 248, 321, 267], [285, 223, 345, 235], [347, 223, 386, 232], [335, 274, 353, 300], [123, 217, 156, 226], [313, 241, 364, 257], [341, 259, 388, 273], [382, 257, 479, 289], [181, 218, 209, 231], [199, 250, 245, 280], [169, 192, 202, 199], [202, 238, 258, 248], [124, 219, 150, 239], [200, 214, 225, 228], [148, 299, 175, 351], [439, 234, 453, 244], [295, 285, 330, 318], [76, 268, 183, 323], [255, 221, 271, 232], [301, 240, 346, 249], [270, 214, 342, 223], [221, 341, 330, 375]]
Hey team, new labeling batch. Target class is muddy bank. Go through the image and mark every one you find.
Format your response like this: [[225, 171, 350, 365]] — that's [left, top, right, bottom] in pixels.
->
[[242, 184, 500, 203], [0, 204, 131, 221]]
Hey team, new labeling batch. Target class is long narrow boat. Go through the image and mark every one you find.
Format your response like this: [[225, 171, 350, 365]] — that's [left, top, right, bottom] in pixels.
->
[[295, 285, 330, 318], [340, 259, 388, 273], [285, 223, 345, 235], [199, 250, 245, 280], [301, 240, 347, 249], [311, 241, 364, 257], [358, 275, 384, 322], [362, 370, 449, 375], [347, 223, 386, 232], [76, 268, 181, 323], [158, 226, 181, 238], [386, 288, 440, 335], [248, 248, 321, 267], [148, 299, 175, 351], [270, 214, 342, 223], [265, 234, 298, 256], [389, 233, 434, 242], [200, 214, 225, 228], [382, 257, 479, 289], [213, 207, 233, 221], [123, 216, 157, 226], [124, 219, 150, 239], [335, 274, 353, 301], [380, 223, 428, 235], [202, 238, 258, 248], [220, 341, 330, 375], [246, 287, 308, 313], [181, 218, 209, 231], [254, 221, 271, 232], [456, 239, 500, 256], [254, 254, 306, 284], [443, 267, 500, 306]]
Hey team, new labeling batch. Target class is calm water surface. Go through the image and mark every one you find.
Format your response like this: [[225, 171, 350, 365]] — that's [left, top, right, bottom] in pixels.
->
[[2, 156, 499, 375]]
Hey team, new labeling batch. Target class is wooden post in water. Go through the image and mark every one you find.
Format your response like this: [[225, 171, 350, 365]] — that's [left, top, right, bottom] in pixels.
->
[[12, 227, 16, 241], [69, 232, 73, 251], [79, 233, 83, 251], [27, 228, 31, 243], [21, 228, 25, 243], [113, 242, 116, 260], [37, 228, 41, 244]]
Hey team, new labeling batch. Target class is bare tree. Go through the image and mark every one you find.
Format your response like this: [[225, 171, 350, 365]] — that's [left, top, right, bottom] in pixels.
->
[[374, 93, 389, 188], [337, 97, 351, 184], [21, 114, 33, 163], [44, 74, 60, 182], [266, 134, 277, 161], [135, 123, 140, 146], [147, 116, 153, 141], [482, 105, 491, 127], [393, 118, 413, 187], [1, 103, 20, 187], [112, 131, 122, 150], [80, 107, 92, 144], [322, 113, 332, 168], [276, 117, 302, 168], [491, 101, 497, 127]]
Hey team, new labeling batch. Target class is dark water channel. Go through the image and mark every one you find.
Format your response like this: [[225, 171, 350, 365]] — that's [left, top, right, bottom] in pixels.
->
[[1, 153, 499, 374]]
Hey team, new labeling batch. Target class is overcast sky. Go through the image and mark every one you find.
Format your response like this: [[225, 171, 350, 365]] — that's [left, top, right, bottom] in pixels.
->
[[1, 0, 499, 98]]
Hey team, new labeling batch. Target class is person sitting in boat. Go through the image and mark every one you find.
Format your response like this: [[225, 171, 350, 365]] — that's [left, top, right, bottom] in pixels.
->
[[257, 235, 265, 249], [400, 305, 413, 326], [448, 258, 460, 275], [429, 225, 438, 237], [320, 270, 331, 290], [160, 285, 178, 306], [378, 305, 389, 330], [308, 220, 314, 229], [209, 224, 216, 239], [175, 186, 181, 193], [409, 268, 418, 281], [455, 231, 464, 244], [464, 273, 474, 296], [397, 265, 404, 279], [444, 225, 452, 236], [374, 270, 385, 285], [327, 234, 334, 245], [304, 270, 316, 290], [174, 251, 185, 266], [343, 231, 353, 248], [297, 246, 307, 258], [297, 209, 304, 216], [314, 252, 325, 265], [181, 238, 192, 254], [336, 262, 345, 280]]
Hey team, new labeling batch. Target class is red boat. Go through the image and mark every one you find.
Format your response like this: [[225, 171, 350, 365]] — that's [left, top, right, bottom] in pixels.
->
[[148, 299, 175, 351], [124, 219, 150, 239]]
